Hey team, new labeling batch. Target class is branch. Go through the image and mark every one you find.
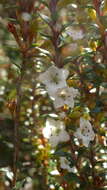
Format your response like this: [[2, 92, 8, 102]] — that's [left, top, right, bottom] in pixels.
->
[[12, 60, 26, 187]]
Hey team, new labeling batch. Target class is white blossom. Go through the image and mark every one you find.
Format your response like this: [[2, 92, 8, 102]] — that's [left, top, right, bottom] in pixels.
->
[[42, 118, 70, 147], [52, 86, 79, 109], [49, 129, 70, 147], [21, 12, 31, 21], [38, 65, 69, 96], [59, 157, 74, 172], [74, 117, 95, 147]]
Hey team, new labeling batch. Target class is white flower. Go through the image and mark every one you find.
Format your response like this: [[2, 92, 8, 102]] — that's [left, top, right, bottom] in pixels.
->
[[21, 12, 31, 21], [52, 86, 79, 109], [49, 129, 70, 147], [67, 28, 84, 40], [74, 117, 95, 147], [59, 157, 74, 172], [38, 65, 69, 96], [43, 118, 70, 147]]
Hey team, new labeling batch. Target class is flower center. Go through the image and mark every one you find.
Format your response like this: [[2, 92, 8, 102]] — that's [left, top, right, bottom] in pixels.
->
[[58, 89, 67, 100], [81, 127, 90, 136], [50, 73, 60, 84], [64, 159, 69, 166]]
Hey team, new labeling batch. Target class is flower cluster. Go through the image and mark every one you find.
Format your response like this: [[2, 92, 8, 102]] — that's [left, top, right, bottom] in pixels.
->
[[74, 117, 95, 147], [38, 65, 79, 109], [39, 66, 95, 150]]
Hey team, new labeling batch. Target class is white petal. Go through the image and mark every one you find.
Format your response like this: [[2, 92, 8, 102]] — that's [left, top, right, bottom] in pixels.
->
[[82, 138, 90, 147], [42, 126, 52, 139], [62, 68, 69, 79], [59, 130, 70, 142], [49, 135, 59, 147]]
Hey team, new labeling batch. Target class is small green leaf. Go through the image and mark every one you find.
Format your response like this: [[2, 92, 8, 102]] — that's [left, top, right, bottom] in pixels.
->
[[12, 179, 26, 190], [40, 32, 52, 40], [39, 13, 51, 24], [64, 173, 80, 183]]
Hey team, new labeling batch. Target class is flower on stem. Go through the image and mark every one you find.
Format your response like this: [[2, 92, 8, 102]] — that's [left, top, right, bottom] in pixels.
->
[[38, 65, 69, 96], [74, 117, 95, 147], [42, 118, 70, 147], [52, 86, 79, 109]]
